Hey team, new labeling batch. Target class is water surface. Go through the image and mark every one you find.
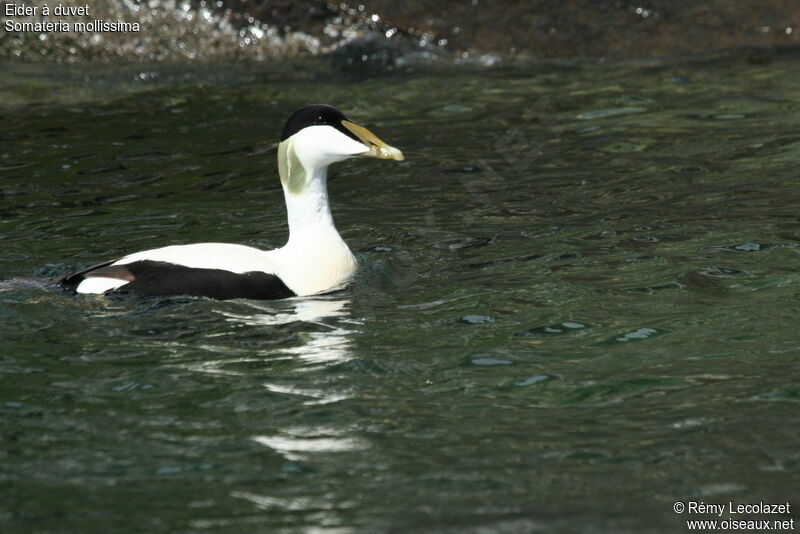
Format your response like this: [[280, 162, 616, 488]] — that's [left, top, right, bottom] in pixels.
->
[[1, 55, 799, 533]]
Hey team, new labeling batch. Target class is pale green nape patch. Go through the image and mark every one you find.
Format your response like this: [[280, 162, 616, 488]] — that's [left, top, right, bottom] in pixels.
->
[[277, 138, 308, 195]]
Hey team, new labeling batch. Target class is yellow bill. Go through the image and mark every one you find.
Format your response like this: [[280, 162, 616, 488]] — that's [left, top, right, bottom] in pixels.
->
[[342, 120, 404, 161]]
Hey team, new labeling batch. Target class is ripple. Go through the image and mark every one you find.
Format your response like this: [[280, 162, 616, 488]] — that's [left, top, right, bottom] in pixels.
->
[[461, 314, 494, 324], [515, 375, 554, 387], [515, 321, 587, 338], [470, 356, 513, 366], [577, 107, 647, 120], [234, 490, 357, 523], [709, 242, 774, 253], [612, 327, 662, 343], [751, 385, 800, 403]]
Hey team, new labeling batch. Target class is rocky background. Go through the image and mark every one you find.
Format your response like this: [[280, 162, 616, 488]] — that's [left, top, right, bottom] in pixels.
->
[[238, 0, 800, 58], [1, 0, 799, 62]]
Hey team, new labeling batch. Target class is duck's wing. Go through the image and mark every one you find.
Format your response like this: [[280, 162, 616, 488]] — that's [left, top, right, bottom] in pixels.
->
[[57, 259, 118, 292], [56, 244, 296, 300]]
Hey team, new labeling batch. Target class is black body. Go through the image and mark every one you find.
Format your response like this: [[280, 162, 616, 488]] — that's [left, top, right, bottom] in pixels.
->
[[58, 260, 296, 301]]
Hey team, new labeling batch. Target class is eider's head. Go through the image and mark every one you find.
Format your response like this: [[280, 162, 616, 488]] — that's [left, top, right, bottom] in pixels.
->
[[278, 104, 403, 194]]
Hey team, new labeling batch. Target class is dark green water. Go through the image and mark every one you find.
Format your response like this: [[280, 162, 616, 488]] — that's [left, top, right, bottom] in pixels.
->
[[2, 55, 799, 533]]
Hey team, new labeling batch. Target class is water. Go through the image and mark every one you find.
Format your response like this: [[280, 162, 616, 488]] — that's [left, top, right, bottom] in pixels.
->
[[2, 54, 800, 533]]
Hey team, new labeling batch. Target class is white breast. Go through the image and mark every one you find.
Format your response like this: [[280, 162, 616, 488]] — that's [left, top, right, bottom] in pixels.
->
[[272, 237, 358, 296]]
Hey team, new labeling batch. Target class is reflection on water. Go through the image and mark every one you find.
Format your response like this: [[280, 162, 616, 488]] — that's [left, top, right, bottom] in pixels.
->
[[221, 296, 353, 326], [221, 296, 358, 366], [253, 429, 370, 461], [172, 296, 358, 398], [221, 297, 367, 513], [223, 297, 359, 408]]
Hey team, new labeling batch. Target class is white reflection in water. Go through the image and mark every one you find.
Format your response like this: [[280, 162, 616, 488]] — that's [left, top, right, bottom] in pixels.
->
[[197, 298, 366, 470], [175, 297, 358, 383], [223, 296, 352, 326], [220, 296, 360, 366], [221, 296, 359, 409], [252, 425, 369, 461], [228, 490, 358, 533], [261, 382, 351, 406], [253, 435, 369, 460], [226, 300, 370, 467]]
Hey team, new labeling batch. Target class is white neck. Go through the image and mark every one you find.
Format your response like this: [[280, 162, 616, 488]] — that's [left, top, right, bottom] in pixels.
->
[[273, 139, 358, 296], [282, 165, 341, 249]]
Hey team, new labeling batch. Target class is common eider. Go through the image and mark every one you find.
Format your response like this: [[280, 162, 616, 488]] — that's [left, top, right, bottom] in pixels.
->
[[57, 105, 404, 300]]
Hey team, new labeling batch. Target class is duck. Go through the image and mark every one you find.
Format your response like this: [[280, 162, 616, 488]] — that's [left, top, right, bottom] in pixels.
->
[[57, 104, 404, 300]]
